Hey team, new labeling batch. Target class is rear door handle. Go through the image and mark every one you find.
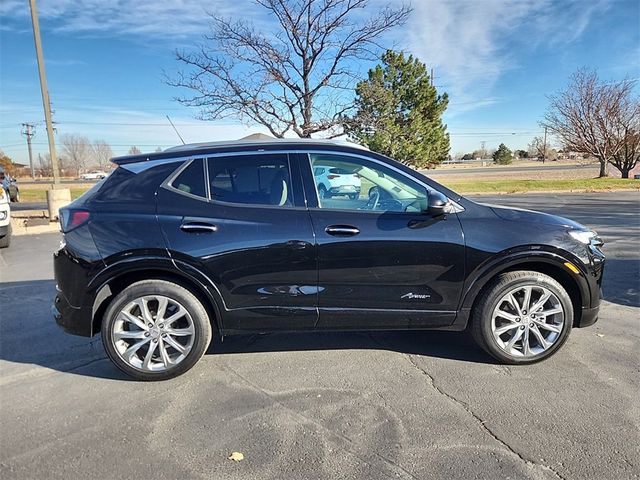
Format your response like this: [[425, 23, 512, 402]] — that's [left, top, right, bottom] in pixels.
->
[[180, 222, 218, 233], [325, 225, 360, 237]]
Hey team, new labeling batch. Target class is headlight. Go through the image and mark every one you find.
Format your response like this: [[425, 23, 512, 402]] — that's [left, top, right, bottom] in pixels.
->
[[0, 211, 6, 221], [569, 230, 602, 246]]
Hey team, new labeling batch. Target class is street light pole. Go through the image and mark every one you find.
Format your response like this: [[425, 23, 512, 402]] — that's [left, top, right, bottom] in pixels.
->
[[28, 0, 60, 184], [28, 0, 70, 221]]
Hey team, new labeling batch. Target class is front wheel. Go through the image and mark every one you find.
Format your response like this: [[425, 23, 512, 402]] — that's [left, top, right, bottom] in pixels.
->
[[102, 280, 212, 381], [471, 271, 573, 364]]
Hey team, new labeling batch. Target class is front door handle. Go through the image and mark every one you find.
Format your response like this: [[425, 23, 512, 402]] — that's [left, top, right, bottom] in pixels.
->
[[325, 225, 360, 237], [180, 222, 218, 233]]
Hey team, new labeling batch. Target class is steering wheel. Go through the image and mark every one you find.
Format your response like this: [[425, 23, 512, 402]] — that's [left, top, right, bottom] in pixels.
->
[[365, 186, 381, 210]]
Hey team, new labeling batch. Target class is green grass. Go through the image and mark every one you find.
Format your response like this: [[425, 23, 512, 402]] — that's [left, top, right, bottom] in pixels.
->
[[19, 188, 89, 203], [17, 178, 638, 204], [441, 178, 639, 194]]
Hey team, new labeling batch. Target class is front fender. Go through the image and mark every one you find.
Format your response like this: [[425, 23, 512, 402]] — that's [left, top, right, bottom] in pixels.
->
[[460, 246, 593, 311]]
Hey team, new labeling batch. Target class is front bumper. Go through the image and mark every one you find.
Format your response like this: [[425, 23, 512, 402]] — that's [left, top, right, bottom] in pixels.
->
[[578, 304, 600, 327]]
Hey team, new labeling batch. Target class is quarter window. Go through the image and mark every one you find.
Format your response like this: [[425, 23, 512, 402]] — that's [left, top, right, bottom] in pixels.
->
[[310, 153, 428, 213], [172, 159, 206, 198], [207, 154, 293, 207]]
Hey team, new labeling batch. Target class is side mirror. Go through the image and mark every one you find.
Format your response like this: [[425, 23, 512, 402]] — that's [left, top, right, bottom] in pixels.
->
[[427, 191, 450, 216]]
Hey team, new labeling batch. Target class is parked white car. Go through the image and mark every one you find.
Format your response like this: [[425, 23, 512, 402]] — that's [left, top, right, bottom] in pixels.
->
[[79, 171, 108, 180], [313, 165, 361, 200], [0, 186, 11, 248]]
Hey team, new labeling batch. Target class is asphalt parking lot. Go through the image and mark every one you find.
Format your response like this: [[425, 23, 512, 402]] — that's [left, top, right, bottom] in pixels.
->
[[1, 192, 638, 480]]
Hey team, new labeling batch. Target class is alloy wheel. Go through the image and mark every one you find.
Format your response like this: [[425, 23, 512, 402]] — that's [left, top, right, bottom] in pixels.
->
[[491, 285, 565, 358], [111, 295, 195, 372]]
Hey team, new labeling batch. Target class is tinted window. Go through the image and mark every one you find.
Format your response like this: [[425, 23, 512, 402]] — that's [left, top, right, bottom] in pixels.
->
[[309, 153, 428, 213], [207, 154, 293, 206], [92, 162, 182, 203], [172, 159, 206, 198]]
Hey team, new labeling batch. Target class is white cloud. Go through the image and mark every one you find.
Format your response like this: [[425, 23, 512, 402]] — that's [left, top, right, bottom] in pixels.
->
[[405, 0, 612, 115], [0, 0, 241, 38]]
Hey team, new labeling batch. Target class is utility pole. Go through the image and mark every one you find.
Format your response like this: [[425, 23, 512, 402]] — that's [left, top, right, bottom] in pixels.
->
[[542, 126, 548, 164], [430, 68, 434, 87], [28, 0, 60, 184], [480, 141, 486, 159], [21, 123, 36, 179]]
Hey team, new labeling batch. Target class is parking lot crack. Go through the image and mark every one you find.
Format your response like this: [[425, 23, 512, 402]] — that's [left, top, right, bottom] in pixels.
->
[[220, 362, 421, 480], [406, 355, 568, 480]]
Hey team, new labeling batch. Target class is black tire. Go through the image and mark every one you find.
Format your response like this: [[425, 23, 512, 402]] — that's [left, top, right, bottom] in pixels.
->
[[0, 226, 11, 248], [10, 191, 19, 203], [102, 279, 212, 381], [471, 270, 573, 364], [348, 193, 358, 200], [0, 224, 11, 248]]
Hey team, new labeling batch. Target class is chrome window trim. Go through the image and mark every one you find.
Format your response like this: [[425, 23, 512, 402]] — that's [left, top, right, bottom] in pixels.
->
[[162, 158, 210, 204], [148, 147, 463, 212]]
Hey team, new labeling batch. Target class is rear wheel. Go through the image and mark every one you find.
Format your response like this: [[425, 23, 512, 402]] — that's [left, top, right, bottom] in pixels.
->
[[348, 193, 358, 200], [471, 271, 573, 364], [102, 280, 212, 381]]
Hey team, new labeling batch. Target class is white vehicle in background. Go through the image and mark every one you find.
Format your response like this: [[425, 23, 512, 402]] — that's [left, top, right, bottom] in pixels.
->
[[79, 170, 108, 180], [0, 185, 11, 248], [313, 165, 361, 200]]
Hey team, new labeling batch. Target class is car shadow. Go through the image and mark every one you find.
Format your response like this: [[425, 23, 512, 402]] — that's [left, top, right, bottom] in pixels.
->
[[602, 258, 640, 307], [207, 328, 495, 363], [1, 260, 636, 382], [0, 279, 497, 382]]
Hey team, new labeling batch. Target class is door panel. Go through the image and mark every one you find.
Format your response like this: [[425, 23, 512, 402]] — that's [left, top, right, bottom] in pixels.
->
[[303, 153, 465, 329], [156, 155, 318, 332]]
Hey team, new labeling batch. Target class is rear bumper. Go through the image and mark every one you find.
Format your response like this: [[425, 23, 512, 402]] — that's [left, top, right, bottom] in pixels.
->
[[52, 290, 93, 337], [329, 186, 361, 195]]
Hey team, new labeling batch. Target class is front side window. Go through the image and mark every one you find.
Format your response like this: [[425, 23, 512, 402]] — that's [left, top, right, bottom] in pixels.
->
[[309, 153, 428, 213], [207, 154, 293, 207]]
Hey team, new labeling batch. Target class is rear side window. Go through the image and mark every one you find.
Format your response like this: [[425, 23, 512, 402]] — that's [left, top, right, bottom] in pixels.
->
[[172, 159, 206, 198], [207, 154, 293, 207]]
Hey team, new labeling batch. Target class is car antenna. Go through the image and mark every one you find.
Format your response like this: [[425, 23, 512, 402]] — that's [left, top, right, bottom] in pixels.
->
[[166, 115, 186, 145]]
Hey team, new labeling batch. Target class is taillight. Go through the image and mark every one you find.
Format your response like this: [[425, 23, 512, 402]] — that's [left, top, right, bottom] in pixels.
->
[[59, 209, 91, 232], [327, 174, 340, 179]]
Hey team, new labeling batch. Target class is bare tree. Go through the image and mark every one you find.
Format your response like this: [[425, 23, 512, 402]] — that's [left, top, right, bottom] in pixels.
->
[[60, 134, 91, 177], [37, 153, 53, 177], [91, 140, 113, 169], [543, 69, 639, 177], [608, 86, 640, 178], [168, 0, 411, 138], [128, 146, 142, 155], [527, 136, 557, 161]]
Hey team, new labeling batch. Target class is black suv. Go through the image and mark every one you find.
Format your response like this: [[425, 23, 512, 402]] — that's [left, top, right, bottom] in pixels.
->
[[53, 139, 604, 380]]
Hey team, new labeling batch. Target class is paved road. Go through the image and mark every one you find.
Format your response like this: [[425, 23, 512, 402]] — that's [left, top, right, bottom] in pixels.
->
[[1, 192, 638, 480], [426, 163, 598, 176]]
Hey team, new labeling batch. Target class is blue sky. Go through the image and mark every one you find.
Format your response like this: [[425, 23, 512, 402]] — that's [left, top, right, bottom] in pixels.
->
[[1, 0, 638, 165]]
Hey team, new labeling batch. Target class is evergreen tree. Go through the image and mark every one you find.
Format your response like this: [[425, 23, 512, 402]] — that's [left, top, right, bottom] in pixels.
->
[[493, 143, 513, 165], [345, 51, 450, 169]]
